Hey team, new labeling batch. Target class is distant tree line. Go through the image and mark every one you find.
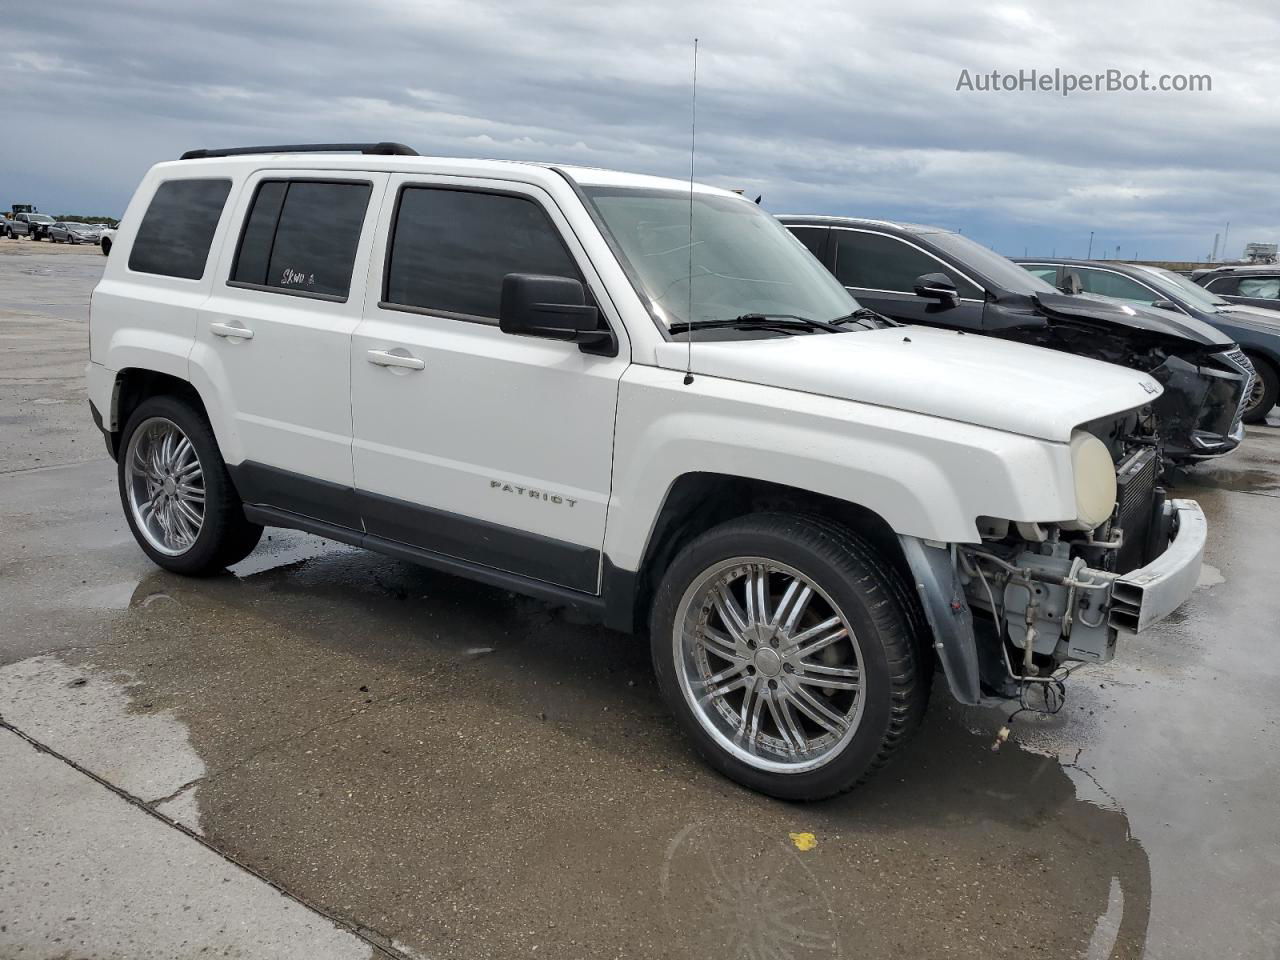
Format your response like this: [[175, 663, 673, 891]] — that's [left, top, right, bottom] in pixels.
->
[[50, 215, 119, 226]]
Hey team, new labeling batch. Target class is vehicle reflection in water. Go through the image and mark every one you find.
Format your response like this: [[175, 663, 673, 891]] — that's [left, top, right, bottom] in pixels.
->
[[661, 821, 842, 958]]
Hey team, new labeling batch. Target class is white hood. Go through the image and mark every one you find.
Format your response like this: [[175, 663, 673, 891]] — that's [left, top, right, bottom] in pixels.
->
[[655, 325, 1161, 442]]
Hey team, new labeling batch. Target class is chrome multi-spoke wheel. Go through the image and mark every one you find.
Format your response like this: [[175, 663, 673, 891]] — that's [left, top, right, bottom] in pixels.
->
[[674, 556, 866, 774], [124, 416, 206, 556], [118, 396, 262, 574], [1246, 372, 1268, 416]]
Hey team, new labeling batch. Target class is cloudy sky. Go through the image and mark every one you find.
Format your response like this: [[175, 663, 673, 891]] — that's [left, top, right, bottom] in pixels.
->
[[4, 0, 1277, 260]]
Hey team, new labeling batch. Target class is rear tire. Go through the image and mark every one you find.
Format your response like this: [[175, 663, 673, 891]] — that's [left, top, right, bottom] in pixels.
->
[[1243, 354, 1278, 423], [118, 395, 263, 575], [649, 513, 929, 800]]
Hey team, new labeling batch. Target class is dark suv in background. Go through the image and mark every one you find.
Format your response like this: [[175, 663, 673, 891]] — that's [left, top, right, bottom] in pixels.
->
[[778, 216, 1252, 463], [1017, 258, 1280, 423], [1192, 264, 1280, 310]]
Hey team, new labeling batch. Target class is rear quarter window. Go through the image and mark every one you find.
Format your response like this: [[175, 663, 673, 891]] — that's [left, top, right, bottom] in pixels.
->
[[128, 178, 232, 280]]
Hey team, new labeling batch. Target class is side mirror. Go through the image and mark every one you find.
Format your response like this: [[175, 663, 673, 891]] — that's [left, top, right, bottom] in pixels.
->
[[1150, 299, 1180, 312], [913, 272, 959, 306], [499, 274, 615, 355]]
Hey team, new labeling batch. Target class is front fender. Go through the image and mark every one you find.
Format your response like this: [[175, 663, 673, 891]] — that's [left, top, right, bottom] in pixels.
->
[[604, 365, 1079, 573]]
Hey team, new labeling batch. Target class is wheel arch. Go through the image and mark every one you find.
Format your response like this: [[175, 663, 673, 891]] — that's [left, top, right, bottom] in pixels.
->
[[604, 471, 984, 706], [604, 473, 913, 634], [1245, 347, 1279, 380], [105, 368, 212, 460]]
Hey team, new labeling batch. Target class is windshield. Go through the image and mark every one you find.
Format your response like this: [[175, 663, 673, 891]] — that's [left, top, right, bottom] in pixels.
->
[[1136, 265, 1230, 310], [922, 231, 1058, 295], [582, 187, 856, 331], [66, 222, 94, 229]]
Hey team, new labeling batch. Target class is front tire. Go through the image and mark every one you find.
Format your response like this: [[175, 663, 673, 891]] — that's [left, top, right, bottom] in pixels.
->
[[101, 236, 112, 256], [118, 395, 263, 575], [1243, 354, 1278, 423], [649, 513, 929, 800]]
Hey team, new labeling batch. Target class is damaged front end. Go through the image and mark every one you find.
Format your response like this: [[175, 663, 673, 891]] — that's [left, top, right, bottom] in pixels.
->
[[1155, 346, 1255, 459], [901, 414, 1207, 706], [1022, 296, 1253, 464]]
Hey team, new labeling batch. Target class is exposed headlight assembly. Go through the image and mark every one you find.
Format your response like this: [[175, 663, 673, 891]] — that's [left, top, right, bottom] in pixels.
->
[[1062, 430, 1117, 531]]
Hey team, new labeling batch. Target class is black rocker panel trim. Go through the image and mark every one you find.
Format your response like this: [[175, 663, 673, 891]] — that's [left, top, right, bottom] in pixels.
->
[[226, 461, 361, 531], [227, 461, 600, 594], [241, 504, 609, 620], [359, 488, 599, 592]]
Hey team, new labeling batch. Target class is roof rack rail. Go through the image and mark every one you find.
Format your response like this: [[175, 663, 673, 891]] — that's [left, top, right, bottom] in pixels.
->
[[179, 142, 418, 160]]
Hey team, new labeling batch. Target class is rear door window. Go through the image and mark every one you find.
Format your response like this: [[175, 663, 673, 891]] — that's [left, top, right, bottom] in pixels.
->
[[382, 187, 582, 321], [230, 179, 372, 300], [1202, 275, 1240, 294], [128, 178, 232, 280], [833, 230, 982, 298]]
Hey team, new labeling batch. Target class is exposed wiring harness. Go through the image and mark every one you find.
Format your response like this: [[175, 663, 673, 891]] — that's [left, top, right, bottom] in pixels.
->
[[967, 553, 1088, 750]]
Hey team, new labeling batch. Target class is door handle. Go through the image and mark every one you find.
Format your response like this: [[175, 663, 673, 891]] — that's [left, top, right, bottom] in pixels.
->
[[367, 349, 425, 371], [210, 322, 254, 340]]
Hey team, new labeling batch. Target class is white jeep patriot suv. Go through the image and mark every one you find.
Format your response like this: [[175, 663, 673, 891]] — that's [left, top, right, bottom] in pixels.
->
[[88, 142, 1206, 799]]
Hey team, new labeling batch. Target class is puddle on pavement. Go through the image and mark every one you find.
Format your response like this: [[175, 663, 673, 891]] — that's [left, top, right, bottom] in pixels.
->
[[1183, 466, 1280, 496], [661, 821, 842, 957], [6, 548, 1151, 960]]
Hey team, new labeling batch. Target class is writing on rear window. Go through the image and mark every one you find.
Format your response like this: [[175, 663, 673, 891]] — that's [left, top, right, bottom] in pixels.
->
[[231, 179, 371, 299], [280, 268, 316, 287]]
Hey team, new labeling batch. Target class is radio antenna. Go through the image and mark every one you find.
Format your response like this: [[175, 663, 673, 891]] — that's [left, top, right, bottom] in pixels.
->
[[683, 37, 699, 386]]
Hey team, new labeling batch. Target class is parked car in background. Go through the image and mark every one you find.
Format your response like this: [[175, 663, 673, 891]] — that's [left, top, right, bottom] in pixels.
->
[[1016, 259, 1280, 423], [8, 212, 56, 240], [84, 142, 1208, 799], [0, 214, 12, 236], [1192, 264, 1280, 310], [100, 226, 116, 256], [778, 216, 1252, 463], [49, 221, 105, 244]]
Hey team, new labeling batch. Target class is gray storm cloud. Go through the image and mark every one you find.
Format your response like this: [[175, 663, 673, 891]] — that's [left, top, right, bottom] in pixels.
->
[[4, 0, 1277, 258]]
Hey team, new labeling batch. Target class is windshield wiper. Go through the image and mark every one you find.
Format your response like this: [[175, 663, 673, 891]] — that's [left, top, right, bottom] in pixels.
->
[[829, 307, 900, 328], [669, 313, 843, 335]]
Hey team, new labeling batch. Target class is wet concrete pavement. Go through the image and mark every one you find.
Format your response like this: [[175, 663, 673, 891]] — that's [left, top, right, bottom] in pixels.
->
[[1, 245, 1278, 959]]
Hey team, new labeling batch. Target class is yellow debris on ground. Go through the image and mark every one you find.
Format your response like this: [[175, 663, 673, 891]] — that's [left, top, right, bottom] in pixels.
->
[[789, 832, 817, 851]]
